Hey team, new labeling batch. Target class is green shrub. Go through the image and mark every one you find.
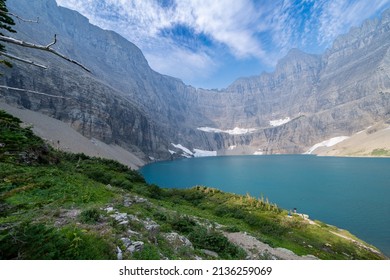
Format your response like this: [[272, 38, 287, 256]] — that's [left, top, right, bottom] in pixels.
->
[[170, 215, 196, 234], [243, 214, 287, 236], [62, 152, 90, 162], [214, 204, 233, 217], [181, 190, 206, 205], [97, 158, 129, 172], [109, 178, 133, 190], [125, 171, 146, 183], [153, 211, 168, 222], [132, 184, 162, 198], [371, 149, 390, 156], [0, 223, 114, 260], [132, 244, 160, 260], [79, 208, 101, 224], [84, 169, 113, 184], [0, 223, 69, 259], [0, 112, 58, 165], [188, 226, 245, 259], [224, 225, 240, 233], [214, 204, 248, 220], [147, 184, 163, 199]]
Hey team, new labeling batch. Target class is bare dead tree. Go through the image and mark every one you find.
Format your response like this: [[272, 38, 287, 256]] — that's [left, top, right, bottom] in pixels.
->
[[0, 50, 47, 69], [0, 10, 39, 23], [0, 85, 70, 99], [0, 34, 91, 72], [8, 12, 39, 23], [0, 0, 91, 98]]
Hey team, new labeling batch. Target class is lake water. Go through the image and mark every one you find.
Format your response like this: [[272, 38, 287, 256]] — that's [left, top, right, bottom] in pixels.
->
[[140, 155, 390, 257]]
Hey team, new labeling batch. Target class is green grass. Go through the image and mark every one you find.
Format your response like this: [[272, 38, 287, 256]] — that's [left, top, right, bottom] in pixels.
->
[[371, 148, 390, 156], [0, 223, 115, 259], [0, 110, 386, 260]]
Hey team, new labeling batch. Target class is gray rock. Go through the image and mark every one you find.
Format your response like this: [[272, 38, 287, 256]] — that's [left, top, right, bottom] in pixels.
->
[[133, 196, 148, 203], [111, 212, 128, 223], [144, 221, 160, 236], [120, 237, 132, 249], [128, 241, 144, 253], [201, 249, 219, 258], [123, 199, 132, 207], [142, 218, 160, 244], [104, 207, 114, 213], [127, 229, 141, 236], [116, 246, 123, 260], [163, 232, 193, 250], [128, 215, 140, 222], [120, 237, 144, 253], [3, 0, 390, 159]]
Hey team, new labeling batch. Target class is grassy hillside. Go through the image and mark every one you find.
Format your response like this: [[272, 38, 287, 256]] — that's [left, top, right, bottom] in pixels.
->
[[0, 110, 386, 260]]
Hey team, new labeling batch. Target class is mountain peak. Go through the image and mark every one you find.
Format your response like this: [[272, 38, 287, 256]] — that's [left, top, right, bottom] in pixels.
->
[[329, 8, 390, 53], [273, 48, 321, 77], [286, 48, 306, 56], [380, 7, 390, 23]]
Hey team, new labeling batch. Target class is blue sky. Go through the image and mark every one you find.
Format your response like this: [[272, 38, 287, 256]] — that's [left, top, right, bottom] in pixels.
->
[[56, 0, 390, 89]]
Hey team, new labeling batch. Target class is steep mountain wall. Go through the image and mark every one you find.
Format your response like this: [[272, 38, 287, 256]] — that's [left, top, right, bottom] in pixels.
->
[[1, 0, 389, 160]]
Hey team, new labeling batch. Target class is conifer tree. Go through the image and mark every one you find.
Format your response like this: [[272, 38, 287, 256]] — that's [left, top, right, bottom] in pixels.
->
[[0, 0, 15, 68]]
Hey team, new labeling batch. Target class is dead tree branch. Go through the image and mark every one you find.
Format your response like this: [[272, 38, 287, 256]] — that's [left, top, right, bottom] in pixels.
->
[[0, 85, 70, 99], [45, 34, 56, 48], [1, 11, 39, 23], [0, 34, 91, 72], [0, 51, 47, 69]]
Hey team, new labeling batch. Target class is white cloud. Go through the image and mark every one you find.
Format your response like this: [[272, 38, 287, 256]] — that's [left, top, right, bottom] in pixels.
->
[[146, 46, 217, 84], [316, 0, 390, 46], [256, 0, 390, 60], [56, 0, 390, 86], [56, 0, 269, 83], [174, 0, 266, 59], [57, 0, 218, 82]]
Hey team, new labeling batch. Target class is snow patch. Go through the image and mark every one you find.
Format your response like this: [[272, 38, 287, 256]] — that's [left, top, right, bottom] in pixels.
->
[[171, 144, 217, 158], [171, 143, 193, 156], [253, 149, 263, 155], [228, 145, 237, 150], [197, 127, 256, 135], [197, 127, 220, 133], [193, 149, 217, 157], [182, 153, 193, 158], [270, 117, 291, 127], [168, 149, 176, 155], [226, 127, 257, 135], [305, 136, 350, 154]]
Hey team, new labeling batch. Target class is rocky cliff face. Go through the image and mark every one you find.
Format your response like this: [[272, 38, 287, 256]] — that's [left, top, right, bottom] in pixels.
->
[[1, 0, 205, 161], [190, 8, 390, 154], [1, 0, 389, 161]]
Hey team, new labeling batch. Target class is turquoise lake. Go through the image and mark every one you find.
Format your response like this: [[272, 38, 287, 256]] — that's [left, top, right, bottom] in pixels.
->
[[140, 155, 390, 257]]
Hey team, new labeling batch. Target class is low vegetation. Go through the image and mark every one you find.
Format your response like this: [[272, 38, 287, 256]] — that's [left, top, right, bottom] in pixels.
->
[[0, 110, 386, 260], [371, 148, 390, 156]]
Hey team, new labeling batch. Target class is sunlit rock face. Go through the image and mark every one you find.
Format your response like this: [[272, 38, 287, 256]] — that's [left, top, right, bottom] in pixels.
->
[[2, 0, 389, 160]]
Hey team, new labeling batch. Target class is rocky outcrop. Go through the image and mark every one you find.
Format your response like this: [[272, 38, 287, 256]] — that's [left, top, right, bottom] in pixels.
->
[[1, 0, 389, 160], [190, 9, 390, 154], [1, 0, 217, 161]]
